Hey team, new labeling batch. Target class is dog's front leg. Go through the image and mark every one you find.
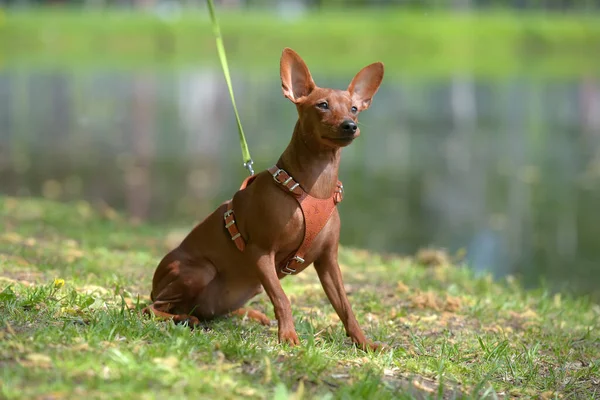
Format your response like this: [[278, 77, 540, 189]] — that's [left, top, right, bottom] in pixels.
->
[[249, 248, 300, 346], [314, 245, 379, 351]]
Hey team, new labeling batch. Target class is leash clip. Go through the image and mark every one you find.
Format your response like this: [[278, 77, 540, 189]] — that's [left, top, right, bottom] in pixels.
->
[[243, 159, 254, 176]]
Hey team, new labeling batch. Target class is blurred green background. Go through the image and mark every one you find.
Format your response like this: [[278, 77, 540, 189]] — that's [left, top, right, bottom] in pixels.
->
[[1, 0, 599, 298]]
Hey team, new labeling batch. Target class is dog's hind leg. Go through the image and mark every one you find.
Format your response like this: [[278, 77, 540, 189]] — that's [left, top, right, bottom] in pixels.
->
[[142, 302, 201, 327], [230, 307, 271, 326], [144, 256, 217, 328]]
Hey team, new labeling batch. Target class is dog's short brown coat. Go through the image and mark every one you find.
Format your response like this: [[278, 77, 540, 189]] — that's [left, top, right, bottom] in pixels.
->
[[143, 48, 384, 350]]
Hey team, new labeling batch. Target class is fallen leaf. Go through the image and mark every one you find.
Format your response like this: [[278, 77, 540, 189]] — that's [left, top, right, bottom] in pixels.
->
[[420, 314, 438, 322], [509, 309, 539, 320], [331, 373, 350, 379], [64, 239, 79, 248], [411, 291, 440, 310], [397, 281, 410, 293], [23, 353, 53, 368], [152, 356, 179, 370], [72, 343, 90, 352], [2, 232, 23, 244], [235, 387, 259, 397], [520, 309, 539, 319], [541, 391, 556, 400], [412, 379, 435, 393], [444, 295, 462, 312], [79, 285, 110, 296], [63, 248, 84, 263]]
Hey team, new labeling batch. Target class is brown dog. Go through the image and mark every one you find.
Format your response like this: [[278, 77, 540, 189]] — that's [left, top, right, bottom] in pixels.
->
[[143, 48, 384, 351]]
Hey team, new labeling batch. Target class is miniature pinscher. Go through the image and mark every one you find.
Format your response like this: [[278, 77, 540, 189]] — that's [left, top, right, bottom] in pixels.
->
[[143, 48, 384, 351]]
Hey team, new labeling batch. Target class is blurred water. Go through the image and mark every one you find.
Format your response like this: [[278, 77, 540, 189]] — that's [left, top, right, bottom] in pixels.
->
[[1, 68, 599, 297]]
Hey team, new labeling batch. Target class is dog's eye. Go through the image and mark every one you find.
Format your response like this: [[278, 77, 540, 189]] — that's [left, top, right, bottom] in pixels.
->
[[351, 106, 358, 114], [316, 102, 329, 110]]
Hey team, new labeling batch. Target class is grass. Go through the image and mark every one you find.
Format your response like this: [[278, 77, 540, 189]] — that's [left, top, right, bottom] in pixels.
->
[[1, 195, 599, 399], [1, 8, 600, 77]]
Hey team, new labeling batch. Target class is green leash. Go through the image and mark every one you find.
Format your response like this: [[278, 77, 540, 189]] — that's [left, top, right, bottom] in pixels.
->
[[205, 0, 254, 175]]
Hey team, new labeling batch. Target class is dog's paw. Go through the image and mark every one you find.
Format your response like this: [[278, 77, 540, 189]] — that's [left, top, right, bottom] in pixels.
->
[[246, 309, 271, 326], [279, 329, 300, 346], [186, 316, 201, 328], [366, 341, 387, 352], [258, 314, 272, 326], [173, 314, 201, 328], [353, 339, 387, 352]]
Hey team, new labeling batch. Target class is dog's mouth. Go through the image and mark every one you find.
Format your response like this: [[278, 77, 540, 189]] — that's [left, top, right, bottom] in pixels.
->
[[322, 135, 357, 146]]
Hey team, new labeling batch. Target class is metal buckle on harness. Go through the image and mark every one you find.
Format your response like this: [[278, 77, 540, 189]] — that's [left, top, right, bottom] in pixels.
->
[[281, 256, 305, 275], [224, 209, 235, 228], [272, 168, 285, 183], [272, 168, 300, 192]]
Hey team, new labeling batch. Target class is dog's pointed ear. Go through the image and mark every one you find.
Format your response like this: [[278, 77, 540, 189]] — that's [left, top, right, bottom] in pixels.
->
[[347, 62, 384, 111], [280, 48, 316, 104]]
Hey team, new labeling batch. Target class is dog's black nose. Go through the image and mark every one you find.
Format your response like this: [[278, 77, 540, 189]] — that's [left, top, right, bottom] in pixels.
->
[[340, 120, 357, 135]]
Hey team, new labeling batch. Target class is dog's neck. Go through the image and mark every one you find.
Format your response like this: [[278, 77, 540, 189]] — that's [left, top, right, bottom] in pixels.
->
[[278, 120, 342, 199]]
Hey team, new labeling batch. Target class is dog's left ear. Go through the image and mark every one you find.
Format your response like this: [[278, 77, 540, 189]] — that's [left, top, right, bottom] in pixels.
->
[[347, 62, 384, 111]]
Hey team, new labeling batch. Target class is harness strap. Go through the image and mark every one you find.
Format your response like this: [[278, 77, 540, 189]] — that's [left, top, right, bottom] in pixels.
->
[[223, 165, 344, 276], [224, 201, 245, 252], [267, 166, 343, 275], [266, 166, 344, 205], [223, 173, 258, 252]]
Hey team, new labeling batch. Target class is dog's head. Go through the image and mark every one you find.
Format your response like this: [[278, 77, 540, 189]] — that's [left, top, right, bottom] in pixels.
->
[[280, 48, 384, 148]]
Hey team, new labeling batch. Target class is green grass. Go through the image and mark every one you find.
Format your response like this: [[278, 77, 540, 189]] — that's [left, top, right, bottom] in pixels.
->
[[1, 8, 600, 77], [1, 195, 599, 399]]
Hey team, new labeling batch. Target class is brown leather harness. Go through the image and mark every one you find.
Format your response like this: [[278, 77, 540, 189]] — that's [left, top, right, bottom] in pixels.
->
[[223, 165, 344, 275]]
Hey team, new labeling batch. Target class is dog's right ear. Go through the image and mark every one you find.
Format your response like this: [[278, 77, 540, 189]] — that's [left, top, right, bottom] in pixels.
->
[[280, 48, 316, 104]]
